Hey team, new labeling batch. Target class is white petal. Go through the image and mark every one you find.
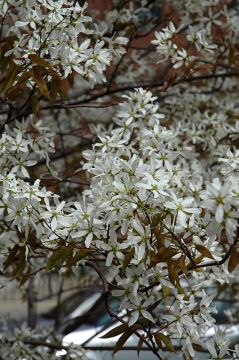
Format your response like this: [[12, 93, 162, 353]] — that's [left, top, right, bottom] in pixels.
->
[[128, 311, 139, 327], [105, 252, 114, 266], [215, 204, 224, 223], [141, 310, 155, 323], [85, 233, 93, 247]]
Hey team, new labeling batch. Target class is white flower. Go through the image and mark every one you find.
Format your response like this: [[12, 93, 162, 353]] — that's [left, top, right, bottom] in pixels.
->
[[10, 154, 37, 178], [99, 230, 128, 266], [205, 339, 230, 359], [164, 194, 200, 227], [173, 48, 195, 69], [201, 178, 232, 223], [42, 198, 66, 231], [163, 301, 195, 338], [10, 132, 30, 153], [124, 296, 155, 327], [187, 28, 217, 53], [219, 149, 239, 175]]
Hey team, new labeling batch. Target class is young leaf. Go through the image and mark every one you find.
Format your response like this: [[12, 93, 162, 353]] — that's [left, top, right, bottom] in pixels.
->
[[154, 333, 162, 349], [154, 333, 175, 352], [195, 244, 214, 259], [167, 260, 179, 286], [4, 245, 19, 270], [67, 71, 75, 88], [158, 247, 178, 262], [113, 329, 133, 354], [122, 247, 135, 272], [19, 267, 32, 286], [16, 246, 27, 276], [50, 74, 67, 99], [46, 245, 72, 271], [66, 248, 93, 267], [31, 95, 40, 114], [178, 255, 188, 274], [49, 77, 59, 103], [0, 62, 20, 95], [28, 54, 52, 68], [152, 213, 162, 227], [162, 285, 170, 298], [14, 70, 32, 87], [32, 66, 49, 99], [137, 338, 144, 356], [100, 323, 128, 338], [151, 244, 177, 266], [228, 245, 239, 273]]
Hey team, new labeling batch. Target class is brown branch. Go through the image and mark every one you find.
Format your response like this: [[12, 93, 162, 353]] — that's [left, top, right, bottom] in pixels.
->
[[83, 345, 155, 351], [41, 100, 121, 111], [1, 338, 69, 351]]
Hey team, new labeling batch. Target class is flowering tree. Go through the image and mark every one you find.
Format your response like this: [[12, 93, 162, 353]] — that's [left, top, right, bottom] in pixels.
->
[[0, 0, 239, 359]]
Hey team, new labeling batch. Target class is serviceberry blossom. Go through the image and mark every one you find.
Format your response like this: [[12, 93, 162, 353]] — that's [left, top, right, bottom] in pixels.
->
[[2, 0, 127, 87], [0, 0, 239, 358], [125, 296, 155, 327]]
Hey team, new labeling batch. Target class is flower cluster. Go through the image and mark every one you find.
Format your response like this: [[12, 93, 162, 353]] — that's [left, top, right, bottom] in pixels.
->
[[152, 21, 217, 68], [81, 88, 238, 338], [0, 321, 84, 360], [0, 85, 238, 357], [1, 0, 127, 86], [0, 117, 55, 177]]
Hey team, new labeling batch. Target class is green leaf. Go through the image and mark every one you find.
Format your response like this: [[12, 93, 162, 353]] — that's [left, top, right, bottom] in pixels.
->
[[154, 333, 175, 352], [100, 323, 128, 338], [113, 329, 133, 355]]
